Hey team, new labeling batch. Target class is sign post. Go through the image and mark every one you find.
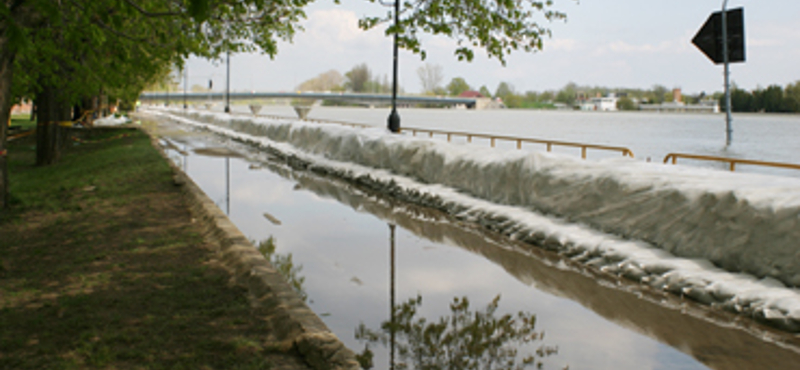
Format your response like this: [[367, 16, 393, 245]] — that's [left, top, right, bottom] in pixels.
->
[[692, 2, 745, 146]]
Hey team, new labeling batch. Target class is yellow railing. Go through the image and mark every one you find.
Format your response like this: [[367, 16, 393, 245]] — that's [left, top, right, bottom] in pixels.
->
[[663, 153, 800, 172], [245, 112, 636, 159], [401, 127, 635, 159]]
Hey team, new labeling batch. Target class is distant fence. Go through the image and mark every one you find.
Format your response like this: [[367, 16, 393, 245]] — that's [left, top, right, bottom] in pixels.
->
[[230, 110, 800, 172], [663, 153, 800, 172], [400, 127, 635, 159], [240, 112, 635, 159]]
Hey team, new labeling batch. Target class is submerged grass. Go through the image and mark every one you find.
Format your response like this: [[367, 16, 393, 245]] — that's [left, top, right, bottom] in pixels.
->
[[0, 128, 308, 369]]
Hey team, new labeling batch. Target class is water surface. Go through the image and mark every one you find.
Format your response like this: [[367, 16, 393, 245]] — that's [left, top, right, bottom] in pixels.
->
[[152, 119, 800, 370]]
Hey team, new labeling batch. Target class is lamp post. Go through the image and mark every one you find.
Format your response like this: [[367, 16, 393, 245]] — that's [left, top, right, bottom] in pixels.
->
[[225, 51, 231, 113], [387, 0, 400, 133]]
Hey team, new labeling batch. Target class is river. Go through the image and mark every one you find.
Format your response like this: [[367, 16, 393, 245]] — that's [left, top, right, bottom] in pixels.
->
[[242, 105, 800, 177]]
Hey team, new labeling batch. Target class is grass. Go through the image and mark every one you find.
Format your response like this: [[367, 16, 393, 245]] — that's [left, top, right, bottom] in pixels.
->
[[0, 128, 308, 369], [10, 113, 36, 130]]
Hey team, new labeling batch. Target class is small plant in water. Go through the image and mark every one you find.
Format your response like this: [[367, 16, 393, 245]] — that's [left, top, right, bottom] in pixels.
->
[[356, 295, 560, 370]]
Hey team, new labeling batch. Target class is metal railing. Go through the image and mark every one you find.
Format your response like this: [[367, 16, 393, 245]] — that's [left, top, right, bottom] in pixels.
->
[[244, 113, 634, 159], [400, 127, 635, 159], [214, 110, 800, 173], [663, 153, 800, 172]]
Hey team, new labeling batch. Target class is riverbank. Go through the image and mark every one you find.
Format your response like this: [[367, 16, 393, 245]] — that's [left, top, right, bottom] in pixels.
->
[[0, 124, 356, 369]]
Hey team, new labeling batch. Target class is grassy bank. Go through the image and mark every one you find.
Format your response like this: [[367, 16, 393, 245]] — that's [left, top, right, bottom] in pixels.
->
[[0, 128, 308, 369]]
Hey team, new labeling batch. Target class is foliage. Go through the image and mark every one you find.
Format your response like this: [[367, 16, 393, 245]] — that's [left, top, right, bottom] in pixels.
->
[[297, 70, 345, 92], [345, 63, 372, 93], [447, 77, 471, 96], [479, 85, 493, 98], [722, 81, 800, 113], [355, 295, 559, 370], [257, 237, 307, 302], [359, 0, 567, 64], [553, 82, 577, 105], [616, 96, 636, 111]]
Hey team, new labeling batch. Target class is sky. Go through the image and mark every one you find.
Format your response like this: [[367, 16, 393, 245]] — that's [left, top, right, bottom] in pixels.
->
[[184, 0, 800, 96]]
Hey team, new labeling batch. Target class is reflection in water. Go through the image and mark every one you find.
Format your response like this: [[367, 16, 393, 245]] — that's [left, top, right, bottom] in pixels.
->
[[356, 293, 560, 370], [390, 224, 396, 370], [355, 224, 562, 370], [158, 124, 800, 370], [257, 237, 307, 302], [271, 156, 800, 370]]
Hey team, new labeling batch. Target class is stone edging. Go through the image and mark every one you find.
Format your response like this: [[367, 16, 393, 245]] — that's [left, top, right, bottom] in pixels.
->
[[141, 124, 360, 370]]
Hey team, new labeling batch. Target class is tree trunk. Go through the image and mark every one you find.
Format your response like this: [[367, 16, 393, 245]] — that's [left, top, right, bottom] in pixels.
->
[[35, 83, 70, 166], [0, 37, 14, 210]]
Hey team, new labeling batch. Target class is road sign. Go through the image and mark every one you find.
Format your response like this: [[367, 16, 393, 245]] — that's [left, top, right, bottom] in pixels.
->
[[692, 8, 745, 64]]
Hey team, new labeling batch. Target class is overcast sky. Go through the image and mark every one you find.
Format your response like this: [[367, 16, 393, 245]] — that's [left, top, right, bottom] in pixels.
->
[[184, 0, 800, 95]]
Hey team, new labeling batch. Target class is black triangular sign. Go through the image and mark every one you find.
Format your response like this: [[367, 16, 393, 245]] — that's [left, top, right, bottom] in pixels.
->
[[692, 8, 745, 64]]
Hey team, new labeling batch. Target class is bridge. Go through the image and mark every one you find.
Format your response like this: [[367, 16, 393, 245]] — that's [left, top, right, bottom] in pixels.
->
[[138, 91, 479, 109]]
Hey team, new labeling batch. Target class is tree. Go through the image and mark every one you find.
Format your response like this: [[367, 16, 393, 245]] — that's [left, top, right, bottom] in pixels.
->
[[494, 82, 522, 107], [446, 77, 470, 96], [417, 63, 444, 94], [554, 82, 577, 106], [1, 0, 570, 209], [359, 0, 566, 64], [1, 0, 312, 208], [760, 85, 787, 113], [650, 85, 668, 104], [495, 82, 515, 99], [479, 85, 493, 98], [616, 96, 636, 111], [785, 81, 800, 113], [345, 64, 372, 93], [297, 70, 344, 92]]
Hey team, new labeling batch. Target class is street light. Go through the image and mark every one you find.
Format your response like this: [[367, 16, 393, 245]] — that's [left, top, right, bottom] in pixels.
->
[[385, 0, 401, 133], [225, 51, 231, 113]]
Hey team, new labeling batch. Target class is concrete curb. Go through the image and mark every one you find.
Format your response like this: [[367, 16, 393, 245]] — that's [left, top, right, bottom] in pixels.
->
[[140, 124, 360, 370]]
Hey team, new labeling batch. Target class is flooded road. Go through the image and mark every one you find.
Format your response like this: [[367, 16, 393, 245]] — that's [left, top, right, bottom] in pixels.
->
[[150, 119, 800, 370]]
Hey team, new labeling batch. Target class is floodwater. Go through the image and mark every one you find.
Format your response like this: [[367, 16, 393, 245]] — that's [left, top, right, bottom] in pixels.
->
[[149, 117, 800, 370], [230, 104, 800, 178]]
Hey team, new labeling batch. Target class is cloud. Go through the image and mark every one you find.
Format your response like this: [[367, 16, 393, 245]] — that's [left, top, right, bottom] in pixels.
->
[[546, 38, 580, 52], [301, 9, 386, 53]]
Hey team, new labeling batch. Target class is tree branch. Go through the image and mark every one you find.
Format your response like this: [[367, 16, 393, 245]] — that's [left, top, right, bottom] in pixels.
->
[[65, 0, 174, 50]]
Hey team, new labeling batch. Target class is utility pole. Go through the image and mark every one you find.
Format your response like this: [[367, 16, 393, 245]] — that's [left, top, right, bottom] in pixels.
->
[[225, 51, 231, 113], [387, 0, 400, 133]]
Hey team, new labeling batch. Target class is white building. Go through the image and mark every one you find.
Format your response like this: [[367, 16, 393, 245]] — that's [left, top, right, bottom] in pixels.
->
[[579, 93, 619, 111]]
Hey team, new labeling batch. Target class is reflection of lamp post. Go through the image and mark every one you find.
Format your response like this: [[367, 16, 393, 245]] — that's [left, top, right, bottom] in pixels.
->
[[225, 51, 231, 113], [225, 156, 230, 215], [388, 223, 396, 370], [386, 0, 400, 133]]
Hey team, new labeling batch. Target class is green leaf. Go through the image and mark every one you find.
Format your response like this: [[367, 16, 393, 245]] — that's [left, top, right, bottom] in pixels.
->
[[188, 0, 210, 22]]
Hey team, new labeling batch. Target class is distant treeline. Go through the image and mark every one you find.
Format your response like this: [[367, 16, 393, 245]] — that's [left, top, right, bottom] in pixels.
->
[[293, 63, 800, 113], [725, 82, 800, 113]]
